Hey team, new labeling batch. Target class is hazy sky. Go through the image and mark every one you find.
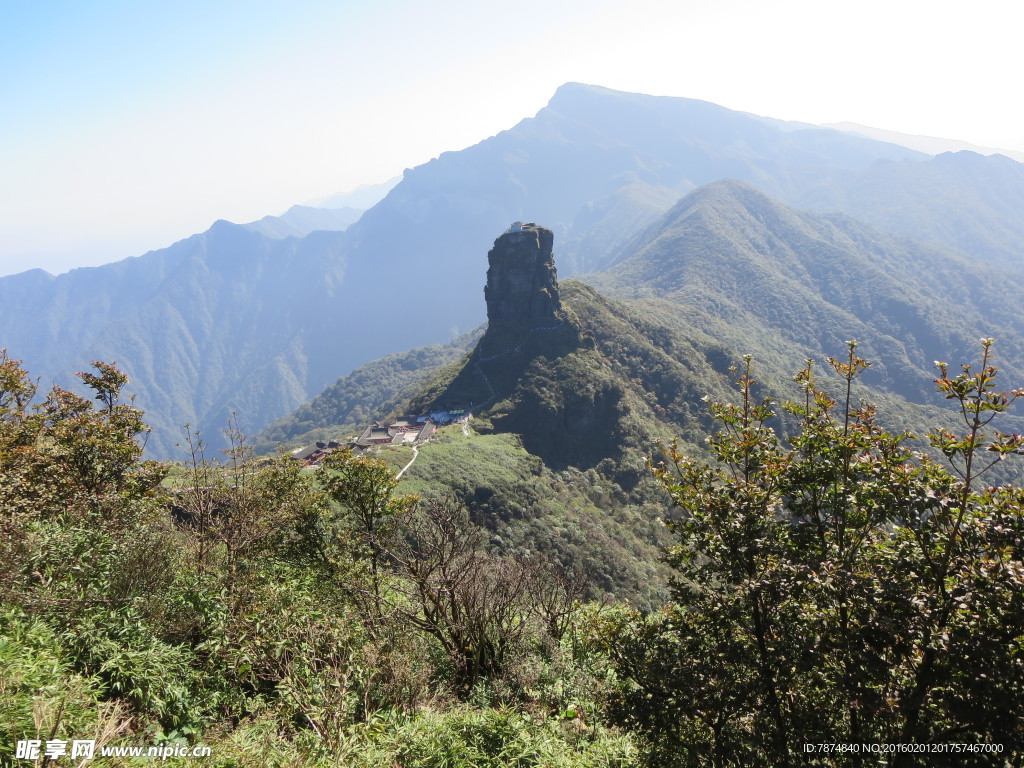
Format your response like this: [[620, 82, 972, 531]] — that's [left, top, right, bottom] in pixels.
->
[[2, 0, 1022, 277]]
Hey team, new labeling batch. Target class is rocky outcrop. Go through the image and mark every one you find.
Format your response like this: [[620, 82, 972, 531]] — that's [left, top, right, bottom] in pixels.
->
[[484, 224, 562, 333], [478, 223, 573, 361], [411, 223, 586, 414]]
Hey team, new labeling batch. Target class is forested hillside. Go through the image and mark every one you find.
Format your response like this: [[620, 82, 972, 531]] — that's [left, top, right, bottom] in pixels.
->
[[257, 335, 480, 453], [589, 179, 1024, 405]]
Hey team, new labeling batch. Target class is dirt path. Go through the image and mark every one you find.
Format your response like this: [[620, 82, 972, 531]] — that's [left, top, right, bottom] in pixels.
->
[[395, 443, 419, 480]]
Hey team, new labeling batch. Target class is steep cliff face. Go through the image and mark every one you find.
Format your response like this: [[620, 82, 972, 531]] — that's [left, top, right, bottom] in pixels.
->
[[410, 224, 581, 412], [478, 224, 571, 356], [484, 225, 561, 329]]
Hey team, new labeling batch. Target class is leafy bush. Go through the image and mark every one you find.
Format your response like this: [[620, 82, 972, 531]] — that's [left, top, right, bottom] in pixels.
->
[[600, 342, 1024, 766]]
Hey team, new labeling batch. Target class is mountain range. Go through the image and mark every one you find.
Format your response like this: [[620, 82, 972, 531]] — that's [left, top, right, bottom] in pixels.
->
[[2, 83, 1022, 458]]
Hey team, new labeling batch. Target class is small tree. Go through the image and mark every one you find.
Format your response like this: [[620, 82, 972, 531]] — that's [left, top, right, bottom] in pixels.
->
[[1, 354, 168, 602], [600, 342, 1024, 767], [318, 448, 418, 587], [175, 421, 330, 593], [379, 497, 532, 696], [315, 451, 584, 699]]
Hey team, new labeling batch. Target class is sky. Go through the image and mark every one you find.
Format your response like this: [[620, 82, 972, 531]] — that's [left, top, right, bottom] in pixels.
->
[[2, 0, 1023, 277]]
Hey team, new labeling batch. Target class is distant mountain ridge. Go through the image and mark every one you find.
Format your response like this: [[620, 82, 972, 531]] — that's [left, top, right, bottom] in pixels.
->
[[0, 222, 351, 457], [241, 205, 363, 239], [4, 83, 1024, 457], [303, 177, 401, 210], [793, 150, 1024, 270], [823, 122, 1024, 163]]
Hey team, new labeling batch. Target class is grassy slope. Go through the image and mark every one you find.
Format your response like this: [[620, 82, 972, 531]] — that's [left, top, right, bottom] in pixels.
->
[[392, 425, 673, 607]]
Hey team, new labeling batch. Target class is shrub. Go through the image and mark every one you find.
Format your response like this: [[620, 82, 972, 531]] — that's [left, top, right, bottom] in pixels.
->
[[601, 342, 1024, 766]]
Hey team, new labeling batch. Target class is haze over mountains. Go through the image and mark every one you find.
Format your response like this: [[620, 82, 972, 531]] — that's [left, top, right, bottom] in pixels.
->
[[2, 83, 1022, 458], [823, 122, 1024, 164], [241, 205, 363, 240]]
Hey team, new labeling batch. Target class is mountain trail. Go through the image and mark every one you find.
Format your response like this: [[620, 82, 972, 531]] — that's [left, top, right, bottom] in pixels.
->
[[395, 443, 419, 480]]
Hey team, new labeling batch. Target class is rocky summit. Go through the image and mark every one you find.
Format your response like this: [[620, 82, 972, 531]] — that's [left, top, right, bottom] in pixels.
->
[[481, 223, 565, 353]]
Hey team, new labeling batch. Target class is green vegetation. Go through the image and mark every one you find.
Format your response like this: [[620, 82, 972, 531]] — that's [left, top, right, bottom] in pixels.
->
[[411, 281, 738, 476], [3, 339, 1023, 766], [0, 351, 634, 766], [8, 83, 1024, 765], [600, 343, 1024, 765], [586, 180, 1024, 409], [397, 428, 673, 605]]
